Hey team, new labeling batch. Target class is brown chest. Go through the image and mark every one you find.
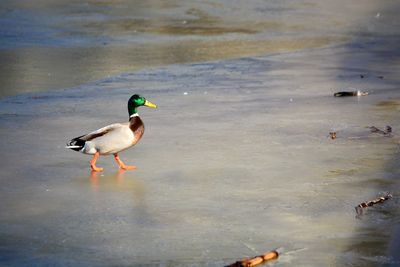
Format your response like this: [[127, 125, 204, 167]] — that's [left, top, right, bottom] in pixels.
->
[[129, 116, 145, 144]]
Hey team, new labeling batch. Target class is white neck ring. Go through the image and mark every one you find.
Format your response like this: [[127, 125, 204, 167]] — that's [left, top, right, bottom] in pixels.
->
[[130, 113, 139, 118]]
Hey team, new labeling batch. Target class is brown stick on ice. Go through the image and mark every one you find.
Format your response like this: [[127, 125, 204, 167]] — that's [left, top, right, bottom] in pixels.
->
[[329, 132, 337, 140], [334, 90, 368, 97], [368, 126, 392, 136], [355, 194, 393, 216], [226, 250, 279, 267]]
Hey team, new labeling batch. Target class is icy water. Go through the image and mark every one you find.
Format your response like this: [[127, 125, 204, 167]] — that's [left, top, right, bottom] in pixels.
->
[[1, 1, 400, 267], [1, 44, 400, 266], [1, 0, 397, 97]]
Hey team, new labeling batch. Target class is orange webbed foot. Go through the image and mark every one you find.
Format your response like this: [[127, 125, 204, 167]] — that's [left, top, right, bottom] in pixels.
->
[[114, 153, 136, 171], [90, 152, 103, 172], [91, 165, 104, 172], [120, 165, 137, 171]]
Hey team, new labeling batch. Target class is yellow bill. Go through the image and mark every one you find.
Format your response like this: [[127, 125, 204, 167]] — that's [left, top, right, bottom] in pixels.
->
[[144, 100, 157, 108]]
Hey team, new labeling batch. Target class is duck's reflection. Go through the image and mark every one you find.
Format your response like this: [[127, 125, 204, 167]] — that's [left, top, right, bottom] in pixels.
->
[[89, 169, 145, 197], [87, 170, 151, 224], [90, 169, 127, 188], [90, 170, 100, 187]]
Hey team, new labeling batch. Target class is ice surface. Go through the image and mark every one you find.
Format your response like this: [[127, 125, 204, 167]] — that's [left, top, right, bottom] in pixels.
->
[[0, 41, 400, 266], [1, 0, 400, 266]]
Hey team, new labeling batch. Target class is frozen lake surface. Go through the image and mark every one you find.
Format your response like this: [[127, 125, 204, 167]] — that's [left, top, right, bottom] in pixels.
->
[[1, 0, 400, 266], [0, 41, 400, 266]]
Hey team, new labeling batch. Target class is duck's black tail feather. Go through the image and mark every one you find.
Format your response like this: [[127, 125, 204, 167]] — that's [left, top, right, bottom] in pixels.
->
[[66, 135, 86, 151]]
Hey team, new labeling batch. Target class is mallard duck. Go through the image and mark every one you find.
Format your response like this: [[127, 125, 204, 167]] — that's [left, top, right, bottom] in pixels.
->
[[66, 94, 157, 172]]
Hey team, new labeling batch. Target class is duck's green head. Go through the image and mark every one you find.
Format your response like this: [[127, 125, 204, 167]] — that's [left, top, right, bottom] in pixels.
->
[[128, 94, 157, 117]]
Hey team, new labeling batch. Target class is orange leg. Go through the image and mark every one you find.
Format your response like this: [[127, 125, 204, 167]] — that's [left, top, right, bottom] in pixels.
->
[[114, 153, 136, 170], [90, 152, 104, 172]]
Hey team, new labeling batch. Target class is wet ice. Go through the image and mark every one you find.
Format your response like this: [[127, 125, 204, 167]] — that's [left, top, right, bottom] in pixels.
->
[[0, 42, 400, 266]]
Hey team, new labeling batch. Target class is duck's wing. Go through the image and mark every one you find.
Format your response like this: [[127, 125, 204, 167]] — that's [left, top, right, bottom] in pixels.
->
[[66, 123, 122, 151], [80, 123, 123, 141]]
